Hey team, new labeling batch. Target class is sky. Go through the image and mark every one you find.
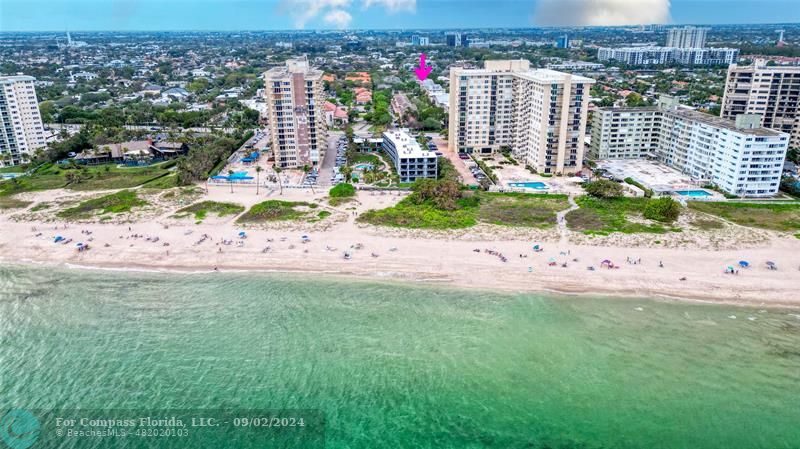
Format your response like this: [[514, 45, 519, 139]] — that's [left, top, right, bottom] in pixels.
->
[[1, 0, 799, 32]]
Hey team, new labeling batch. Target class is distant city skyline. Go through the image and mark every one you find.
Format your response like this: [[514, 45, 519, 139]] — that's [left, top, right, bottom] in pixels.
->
[[1, 0, 800, 32]]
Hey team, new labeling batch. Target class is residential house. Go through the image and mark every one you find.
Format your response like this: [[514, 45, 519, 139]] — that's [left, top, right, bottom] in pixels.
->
[[354, 87, 372, 105]]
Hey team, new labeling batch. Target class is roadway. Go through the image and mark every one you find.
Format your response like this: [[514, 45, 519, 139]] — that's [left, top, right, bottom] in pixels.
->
[[318, 131, 343, 186]]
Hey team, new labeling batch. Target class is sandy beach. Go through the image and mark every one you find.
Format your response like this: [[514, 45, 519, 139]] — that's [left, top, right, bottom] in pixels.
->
[[2, 183, 799, 308]]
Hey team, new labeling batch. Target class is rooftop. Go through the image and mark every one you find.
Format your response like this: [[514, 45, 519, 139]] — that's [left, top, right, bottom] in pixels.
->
[[0, 75, 36, 84], [453, 61, 595, 84], [264, 56, 324, 79], [597, 104, 785, 137], [383, 129, 435, 159]]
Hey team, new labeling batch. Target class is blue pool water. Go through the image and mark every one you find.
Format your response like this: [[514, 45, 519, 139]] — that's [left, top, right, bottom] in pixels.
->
[[354, 164, 374, 170], [675, 190, 712, 198], [509, 182, 548, 190]]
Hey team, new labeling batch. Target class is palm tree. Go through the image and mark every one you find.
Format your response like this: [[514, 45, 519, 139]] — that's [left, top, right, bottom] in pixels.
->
[[228, 169, 234, 193], [302, 164, 315, 194], [255, 166, 263, 195], [341, 165, 353, 184], [273, 165, 283, 195]]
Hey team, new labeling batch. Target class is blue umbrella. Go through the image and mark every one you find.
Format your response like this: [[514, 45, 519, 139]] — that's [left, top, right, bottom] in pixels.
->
[[738, 261, 749, 268]]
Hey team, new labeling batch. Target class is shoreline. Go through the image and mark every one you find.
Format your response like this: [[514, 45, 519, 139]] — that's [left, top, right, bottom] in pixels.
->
[[4, 255, 799, 311], [2, 186, 800, 310]]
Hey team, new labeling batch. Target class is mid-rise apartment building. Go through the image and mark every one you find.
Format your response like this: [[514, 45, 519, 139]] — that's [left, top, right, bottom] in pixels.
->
[[382, 129, 438, 183], [449, 60, 595, 175], [597, 47, 739, 66], [445, 32, 462, 47], [590, 97, 789, 197], [263, 56, 327, 168], [0, 75, 46, 167], [666, 26, 708, 48], [411, 35, 430, 46], [721, 60, 800, 149]]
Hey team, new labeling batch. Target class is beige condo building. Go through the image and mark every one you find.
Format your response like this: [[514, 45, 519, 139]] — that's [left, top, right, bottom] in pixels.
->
[[263, 56, 327, 168], [449, 60, 594, 175], [721, 60, 800, 150]]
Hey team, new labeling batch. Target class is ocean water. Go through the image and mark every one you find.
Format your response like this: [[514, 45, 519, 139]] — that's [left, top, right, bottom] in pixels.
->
[[1, 264, 799, 449]]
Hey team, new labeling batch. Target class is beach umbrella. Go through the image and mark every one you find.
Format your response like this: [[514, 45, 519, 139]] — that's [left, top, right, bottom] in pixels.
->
[[76, 243, 83, 247], [238, 231, 246, 237], [766, 261, 776, 268], [738, 261, 749, 268]]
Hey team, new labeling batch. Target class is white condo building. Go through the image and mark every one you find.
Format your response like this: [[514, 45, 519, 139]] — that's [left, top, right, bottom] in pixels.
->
[[381, 129, 438, 183], [449, 60, 595, 175], [263, 56, 327, 168], [0, 75, 46, 167], [666, 26, 708, 48], [597, 47, 739, 66], [590, 97, 790, 197]]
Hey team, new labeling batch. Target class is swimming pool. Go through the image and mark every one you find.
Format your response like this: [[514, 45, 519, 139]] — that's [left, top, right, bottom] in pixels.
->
[[675, 190, 712, 198], [354, 164, 374, 171], [508, 182, 548, 190]]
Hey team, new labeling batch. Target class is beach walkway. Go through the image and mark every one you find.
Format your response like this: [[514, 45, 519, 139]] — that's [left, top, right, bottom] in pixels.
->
[[557, 195, 579, 246]]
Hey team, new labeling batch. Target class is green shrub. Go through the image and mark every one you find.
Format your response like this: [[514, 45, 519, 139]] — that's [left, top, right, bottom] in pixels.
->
[[329, 183, 356, 198], [237, 200, 312, 222], [175, 201, 244, 221], [643, 197, 681, 222], [584, 180, 624, 198]]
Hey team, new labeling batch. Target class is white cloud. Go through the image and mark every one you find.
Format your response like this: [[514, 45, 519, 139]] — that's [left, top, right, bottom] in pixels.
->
[[533, 0, 671, 26], [283, 0, 415, 29], [363, 0, 416, 13], [324, 9, 353, 28], [286, 0, 352, 29]]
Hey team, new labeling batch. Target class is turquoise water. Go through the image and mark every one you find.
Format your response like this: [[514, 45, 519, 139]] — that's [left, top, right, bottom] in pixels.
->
[[1, 265, 799, 448], [675, 190, 712, 198], [354, 164, 373, 170], [508, 182, 548, 190]]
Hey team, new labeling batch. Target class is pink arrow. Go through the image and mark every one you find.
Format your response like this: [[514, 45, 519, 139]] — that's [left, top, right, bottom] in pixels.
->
[[414, 53, 432, 81]]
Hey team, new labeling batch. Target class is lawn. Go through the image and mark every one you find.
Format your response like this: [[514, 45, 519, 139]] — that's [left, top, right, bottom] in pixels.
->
[[479, 193, 569, 228], [567, 196, 679, 235], [237, 200, 318, 223], [57, 190, 148, 219], [689, 201, 800, 232], [0, 163, 172, 196], [358, 191, 569, 230], [174, 201, 245, 221]]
